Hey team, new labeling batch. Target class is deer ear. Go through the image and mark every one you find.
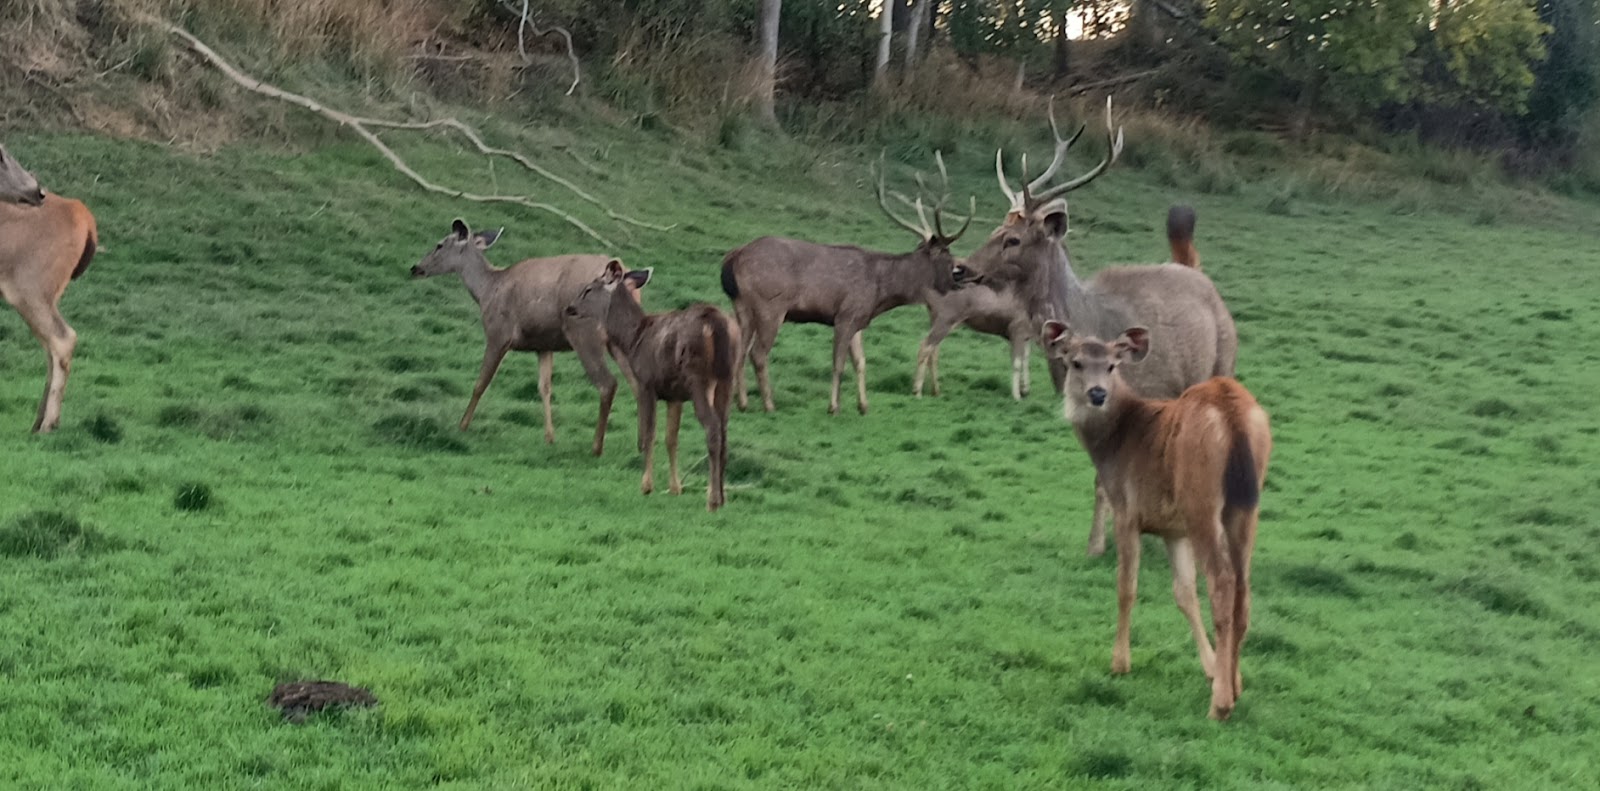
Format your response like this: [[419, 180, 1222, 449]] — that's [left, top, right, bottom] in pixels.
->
[[623, 267, 653, 290], [1116, 327, 1151, 362], [474, 227, 502, 249], [1041, 320, 1070, 345], [602, 259, 626, 280], [1034, 199, 1069, 240], [451, 218, 470, 240]]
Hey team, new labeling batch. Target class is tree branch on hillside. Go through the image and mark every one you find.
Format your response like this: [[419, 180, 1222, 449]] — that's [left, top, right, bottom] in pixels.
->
[[501, 0, 581, 96], [155, 20, 668, 246], [1068, 68, 1163, 97]]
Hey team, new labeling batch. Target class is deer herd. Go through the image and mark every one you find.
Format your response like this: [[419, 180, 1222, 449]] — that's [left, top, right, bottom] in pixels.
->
[[1, 101, 1272, 721]]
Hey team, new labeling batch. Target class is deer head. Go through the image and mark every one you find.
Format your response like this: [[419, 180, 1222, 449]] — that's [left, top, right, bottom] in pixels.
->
[[1042, 320, 1150, 414], [0, 145, 45, 207], [564, 259, 651, 321], [953, 98, 1123, 290], [876, 151, 975, 295], [411, 218, 502, 278]]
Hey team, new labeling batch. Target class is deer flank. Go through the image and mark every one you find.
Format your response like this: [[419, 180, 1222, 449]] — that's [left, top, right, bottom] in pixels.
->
[[1044, 320, 1271, 721]]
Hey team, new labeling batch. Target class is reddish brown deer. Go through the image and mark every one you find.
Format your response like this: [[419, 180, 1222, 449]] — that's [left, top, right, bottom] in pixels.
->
[[721, 155, 972, 415], [410, 219, 636, 455], [565, 261, 739, 511], [0, 145, 45, 206], [1043, 320, 1270, 721], [0, 184, 98, 433], [956, 101, 1237, 557]]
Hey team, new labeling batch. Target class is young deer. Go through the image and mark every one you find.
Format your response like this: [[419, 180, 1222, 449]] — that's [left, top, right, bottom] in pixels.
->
[[411, 219, 633, 455], [1, 184, 98, 433], [565, 262, 739, 512], [1043, 320, 1271, 721]]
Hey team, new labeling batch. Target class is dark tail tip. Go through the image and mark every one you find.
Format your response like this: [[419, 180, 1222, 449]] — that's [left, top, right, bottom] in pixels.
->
[[720, 254, 739, 300], [71, 232, 97, 280], [1167, 205, 1199, 268], [1223, 434, 1259, 511]]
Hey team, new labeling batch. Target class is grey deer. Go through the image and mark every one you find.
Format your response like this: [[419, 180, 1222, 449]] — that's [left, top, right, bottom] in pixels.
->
[[955, 100, 1238, 557], [720, 154, 972, 414], [565, 261, 739, 512], [411, 219, 635, 455], [0, 147, 98, 432], [1042, 320, 1271, 720], [0, 145, 46, 206]]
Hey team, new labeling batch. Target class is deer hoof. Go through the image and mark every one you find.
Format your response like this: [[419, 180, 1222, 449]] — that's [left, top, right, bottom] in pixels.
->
[[669, 484, 683, 495], [1208, 702, 1233, 721], [858, 403, 868, 416], [1086, 542, 1107, 558], [1111, 656, 1131, 675]]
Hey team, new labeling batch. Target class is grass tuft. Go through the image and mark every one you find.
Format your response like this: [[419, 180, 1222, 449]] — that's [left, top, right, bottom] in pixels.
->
[[174, 482, 216, 512], [372, 415, 469, 453], [0, 511, 124, 559]]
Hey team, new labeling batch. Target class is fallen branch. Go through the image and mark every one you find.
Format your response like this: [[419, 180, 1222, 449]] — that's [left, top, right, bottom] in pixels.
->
[[502, 0, 581, 97], [1068, 68, 1163, 97], [157, 20, 641, 246]]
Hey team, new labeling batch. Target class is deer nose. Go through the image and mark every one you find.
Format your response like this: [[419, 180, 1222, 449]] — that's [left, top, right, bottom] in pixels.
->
[[1087, 387, 1108, 407], [952, 264, 974, 284], [564, 306, 579, 317], [409, 265, 424, 277], [27, 189, 44, 206]]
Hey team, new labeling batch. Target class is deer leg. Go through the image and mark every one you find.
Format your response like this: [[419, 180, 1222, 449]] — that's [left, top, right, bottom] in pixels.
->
[[1008, 321, 1032, 401], [1047, 353, 1067, 395], [1111, 522, 1141, 675], [637, 391, 657, 495], [916, 311, 957, 397], [459, 340, 510, 431], [1020, 341, 1032, 398], [1087, 477, 1111, 557], [751, 314, 779, 413], [1229, 506, 1260, 703], [569, 327, 619, 456], [828, 327, 851, 416], [849, 330, 868, 415], [536, 351, 557, 444], [732, 302, 753, 411], [1165, 535, 1217, 679], [690, 388, 723, 511], [20, 301, 77, 434], [1192, 510, 1237, 720], [664, 401, 683, 495]]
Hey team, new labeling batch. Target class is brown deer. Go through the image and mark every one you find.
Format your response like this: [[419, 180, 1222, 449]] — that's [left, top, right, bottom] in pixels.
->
[[0, 145, 45, 206], [0, 180, 98, 433], [914, 205, 1197, 402], [1042, 320, 1270, 721], [410, 219, 635, 455], [721, 154, 972, 414], [564, 261, 739, 512], [956, 101, 1237, 557]]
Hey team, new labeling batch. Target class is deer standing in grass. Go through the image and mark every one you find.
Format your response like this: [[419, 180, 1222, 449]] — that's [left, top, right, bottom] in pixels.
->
[[565, 261, 738, 511], [720, 154, 972, 414], [0, 145, 46, 206], [954, 100, 1236, 557], [411, 219, 635, 455], [1043, 320, 1270, 721], [0, 146, 98, 433]]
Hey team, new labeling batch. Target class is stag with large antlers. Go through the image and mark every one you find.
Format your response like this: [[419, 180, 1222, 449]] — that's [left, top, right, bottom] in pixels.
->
[[720, 154, 973, 415], [955, 99, 1238, 557]]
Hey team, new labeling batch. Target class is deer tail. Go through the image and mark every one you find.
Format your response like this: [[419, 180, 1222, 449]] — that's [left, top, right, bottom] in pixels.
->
[[71, 226, 98, 280], [720, 251, 740, 300], [1167, 204, 1200, 269], [702, 308, 735, 381], [1222, 431, 1259, 512]]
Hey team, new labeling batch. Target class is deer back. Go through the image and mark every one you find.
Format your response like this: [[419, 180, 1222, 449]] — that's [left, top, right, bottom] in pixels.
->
[[492, 254, 618, 350], [0, 194, 97, 301], [1084, 265, 1237, 399]]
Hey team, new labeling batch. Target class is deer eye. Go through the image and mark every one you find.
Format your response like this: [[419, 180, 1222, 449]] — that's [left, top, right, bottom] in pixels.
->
[[1107, 364, 1115, 373], [1003, 237, 1021, 249], [1070, 361, 1082, 371]]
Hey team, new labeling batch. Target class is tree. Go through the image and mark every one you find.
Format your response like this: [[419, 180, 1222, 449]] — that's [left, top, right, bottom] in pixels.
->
[[903, 0, 932, 70], [757, 0, 782, 126], [876, 0, 893, 88]]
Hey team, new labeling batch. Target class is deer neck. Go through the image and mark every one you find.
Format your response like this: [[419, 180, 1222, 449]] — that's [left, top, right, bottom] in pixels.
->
[[1044, 243, 1089, 324], [604, 290, 649, 354], [872, 250, 939, 313], [459, 254, 501, 306]]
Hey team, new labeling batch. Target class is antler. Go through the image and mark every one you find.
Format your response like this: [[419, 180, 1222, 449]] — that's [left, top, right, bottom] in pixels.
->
[[995, 96, 1123, 213], [878, 151, 975, 243], [1031, 96, 1124, 203]]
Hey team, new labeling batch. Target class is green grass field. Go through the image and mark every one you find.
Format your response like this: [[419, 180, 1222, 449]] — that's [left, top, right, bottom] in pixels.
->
[[2, 117, 1599, 789]]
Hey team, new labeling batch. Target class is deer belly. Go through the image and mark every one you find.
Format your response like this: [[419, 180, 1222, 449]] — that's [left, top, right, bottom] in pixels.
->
[[785, 309, 835, 326]]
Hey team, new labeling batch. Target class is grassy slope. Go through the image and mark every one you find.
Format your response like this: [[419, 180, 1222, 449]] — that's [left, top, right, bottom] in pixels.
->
[[2, 115, 1599, 789]]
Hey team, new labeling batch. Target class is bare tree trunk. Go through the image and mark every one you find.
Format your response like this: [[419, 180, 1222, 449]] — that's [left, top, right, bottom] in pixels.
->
[[903, 0, 930, 71], [1053, 6, 1070, 79], [1013, 60, 1026, 94], [874, 0, 892, 90], [756, 0, 781, 127]]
